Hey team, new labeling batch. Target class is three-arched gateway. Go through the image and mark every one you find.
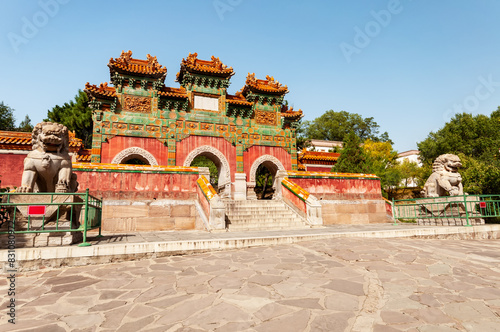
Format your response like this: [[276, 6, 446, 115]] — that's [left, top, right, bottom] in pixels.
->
[[86, 51, 303, 201], [0, 50, 389, 236]]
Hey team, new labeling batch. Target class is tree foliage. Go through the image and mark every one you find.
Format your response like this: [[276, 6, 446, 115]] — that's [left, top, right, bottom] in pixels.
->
[[417, 108, 500, 194], [45, 90, 93, 148], [295, 119, 311, 151], [332, 132, 372, 174], [418, 110, 500, 163], [302, 110, 391, 143], [190, 156, 219, 187], [18, 115, 33, 132], [0, 102, 16, 131], [363, 139, 401, 194]]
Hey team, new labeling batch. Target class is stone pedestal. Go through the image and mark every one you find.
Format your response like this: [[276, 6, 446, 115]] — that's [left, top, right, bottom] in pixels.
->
[[218, 181, 231, 199], [1, 194, 83, 247], [233, 173, 247, 201], [416, 196, 485, 226], [246, 182, 257, 200], [209, 196, 226, 230]]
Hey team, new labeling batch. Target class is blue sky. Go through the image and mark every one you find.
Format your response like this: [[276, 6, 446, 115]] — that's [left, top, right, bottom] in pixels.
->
[[1, 0, 500, 152]]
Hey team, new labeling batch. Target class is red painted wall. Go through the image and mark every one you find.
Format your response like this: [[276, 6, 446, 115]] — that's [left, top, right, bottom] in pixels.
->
[[176, 136, 237, 181], [291, 177, 382, 200], [100, 136, 169, 165], [0, 153, 27, 189], [244, 146, 292, 179], [74, 170, 198, 200]]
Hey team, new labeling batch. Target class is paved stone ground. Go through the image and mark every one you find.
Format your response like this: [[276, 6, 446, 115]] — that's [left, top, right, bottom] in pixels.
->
[[1, 237, 500, 331]]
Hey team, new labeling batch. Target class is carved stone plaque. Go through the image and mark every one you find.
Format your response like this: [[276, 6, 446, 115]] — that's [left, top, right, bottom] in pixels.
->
[[255, 110, 276, 125], [123, 95, 151, 113]]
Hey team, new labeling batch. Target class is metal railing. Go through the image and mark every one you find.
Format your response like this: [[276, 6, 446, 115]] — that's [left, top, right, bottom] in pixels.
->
[[392, 194, 500, 226], [0, 189, 102, 246]]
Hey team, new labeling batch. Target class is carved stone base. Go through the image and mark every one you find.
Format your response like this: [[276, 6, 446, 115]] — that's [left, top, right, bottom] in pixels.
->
[[0, 231, 83, 248], [246, 182, 257, 200], [416, 197, 485, 226], [1, 194, 83, 247], [233, 173, 247, 201]]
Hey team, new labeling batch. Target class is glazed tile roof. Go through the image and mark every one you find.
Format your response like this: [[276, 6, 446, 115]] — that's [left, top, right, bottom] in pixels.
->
[[0, 131, 31, 150], [84, 82, 117, 100], [241, 73, 289, 95], [158, 86, 188, 99], [299, 151, 340, 162], [0, 130, 88, 160], [177, 53, 234, 81], [280, 105, 303, 121], [108, 50, 167, 79], [226, 93, 253, 106]]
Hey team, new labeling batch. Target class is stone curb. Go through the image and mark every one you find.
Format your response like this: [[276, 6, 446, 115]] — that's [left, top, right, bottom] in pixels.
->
[[3, 224, 500, 272]]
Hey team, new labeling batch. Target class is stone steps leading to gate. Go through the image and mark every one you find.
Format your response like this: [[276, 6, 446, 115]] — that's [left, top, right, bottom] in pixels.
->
[[224, 199, 310, 231]]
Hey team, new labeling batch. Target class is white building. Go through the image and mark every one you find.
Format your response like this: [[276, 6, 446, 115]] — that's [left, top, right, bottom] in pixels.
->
[[308, 139, 343, 152], [396, 150, 421, 166]]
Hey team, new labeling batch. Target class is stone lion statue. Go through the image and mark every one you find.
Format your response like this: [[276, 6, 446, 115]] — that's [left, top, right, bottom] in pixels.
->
[[17, 122, 77, 193], [421, 154, 463, 197]]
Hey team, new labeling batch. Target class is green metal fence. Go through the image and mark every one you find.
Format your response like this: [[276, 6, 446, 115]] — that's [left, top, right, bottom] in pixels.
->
[[0, 189, 102, 246], [392, 194, 500, 226]]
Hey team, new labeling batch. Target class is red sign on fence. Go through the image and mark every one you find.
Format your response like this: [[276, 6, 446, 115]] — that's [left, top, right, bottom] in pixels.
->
[[27, 205, 46, 215], [479, 202, 487, 209]]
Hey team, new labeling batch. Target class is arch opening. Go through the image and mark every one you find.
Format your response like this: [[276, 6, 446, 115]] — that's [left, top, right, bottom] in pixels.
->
[[183, 145, 231, 198], [111, 147, 158, 166], [255, 163, 277, 200], [249, 155, 286, 200], [190, 155, 220, 188]]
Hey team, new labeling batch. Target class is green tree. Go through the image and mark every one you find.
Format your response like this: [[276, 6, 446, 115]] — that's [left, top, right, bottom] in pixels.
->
[[17, 115, 33, 132], [0, 102, 16, 131], [45, 90, 93, 148], [457, 153, 500, 195], [332, 132, 372, 173], [295, 119, 311, 151], [418, 110, 500, 163], [303, 110, 391, 143], [190, 156, 219, 187], [363, 139, 401, 196]]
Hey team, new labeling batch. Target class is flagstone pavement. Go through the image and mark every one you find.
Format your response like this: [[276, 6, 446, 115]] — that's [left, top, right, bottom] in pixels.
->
[[1, 237, 500, 331]]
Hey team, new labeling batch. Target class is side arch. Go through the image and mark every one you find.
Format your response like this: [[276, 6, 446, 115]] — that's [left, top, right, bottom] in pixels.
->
[[111, 147, 158, 166], [249, 154, 286, 183]]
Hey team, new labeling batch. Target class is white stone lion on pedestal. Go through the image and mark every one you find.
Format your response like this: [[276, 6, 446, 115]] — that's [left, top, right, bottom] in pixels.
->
[[17, 122, 77, 193], [421, 154, 463, 198]]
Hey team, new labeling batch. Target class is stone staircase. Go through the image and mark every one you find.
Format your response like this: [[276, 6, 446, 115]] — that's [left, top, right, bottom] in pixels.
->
[[224, 199, 310, 231]]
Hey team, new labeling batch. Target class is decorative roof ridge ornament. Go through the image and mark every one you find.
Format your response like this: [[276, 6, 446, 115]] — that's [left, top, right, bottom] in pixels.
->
[[185, 52, 198, 66], [265, 75, 286, 90], [108, 50, 167, 79], [146, 54, 161, 70], [117, 50, 133, 65], [242, 73, 289, 95]]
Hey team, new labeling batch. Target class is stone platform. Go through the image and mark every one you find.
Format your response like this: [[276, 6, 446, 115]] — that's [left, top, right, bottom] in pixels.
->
[[1, 226, 500, 331], [3, 223, 500, 272]]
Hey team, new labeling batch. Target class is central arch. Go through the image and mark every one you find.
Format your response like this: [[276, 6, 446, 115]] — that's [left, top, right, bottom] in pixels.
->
[[111, 147, 158, 165], [183, 145, 231, 197]]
